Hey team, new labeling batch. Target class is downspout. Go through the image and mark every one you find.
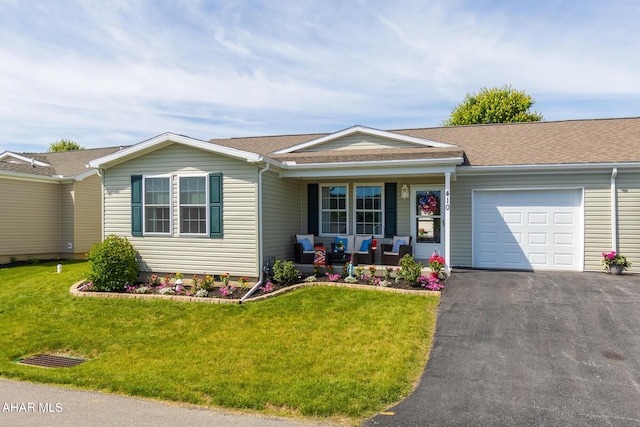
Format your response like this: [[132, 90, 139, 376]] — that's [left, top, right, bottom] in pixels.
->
[[59, 183, 63, 258], [241, 161, 270, 302], [611, 167, 618, 251], [97, 168, 105, 242]]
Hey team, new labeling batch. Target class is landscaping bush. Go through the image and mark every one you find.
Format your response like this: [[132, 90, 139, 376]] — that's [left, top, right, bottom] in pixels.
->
[[397, 254, 423, 285], [87, 235, 139, 291], [272, 260, 300, 285]]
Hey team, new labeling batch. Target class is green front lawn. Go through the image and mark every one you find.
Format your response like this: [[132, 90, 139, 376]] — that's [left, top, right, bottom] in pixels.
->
[[0, 261, 439, 422]]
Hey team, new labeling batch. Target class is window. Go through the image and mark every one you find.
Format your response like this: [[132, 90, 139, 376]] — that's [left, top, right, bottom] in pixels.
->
[[416, 190, 441, 243], [144, 177, 171, 234], [179, 176, 207, 235], [320, 185, 348, 234], [132, 173, 223, 238], [355, 185, 383, 235]]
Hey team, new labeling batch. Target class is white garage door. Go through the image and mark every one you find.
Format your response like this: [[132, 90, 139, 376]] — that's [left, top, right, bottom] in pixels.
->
[[473, 189, 583, 271]]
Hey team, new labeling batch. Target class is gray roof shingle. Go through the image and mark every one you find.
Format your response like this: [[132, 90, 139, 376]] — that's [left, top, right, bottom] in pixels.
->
[[1, 147, 122, 178], [210, 117, 640, 166]]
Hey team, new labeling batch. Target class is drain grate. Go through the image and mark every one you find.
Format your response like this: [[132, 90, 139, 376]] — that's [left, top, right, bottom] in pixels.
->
[[16, 354, 86, 368], [603, 351, 624, 361]]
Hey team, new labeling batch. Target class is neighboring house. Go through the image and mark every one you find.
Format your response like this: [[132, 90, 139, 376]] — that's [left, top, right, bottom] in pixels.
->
[[87, 117, 640, 281], [0, 147, 121, 264]]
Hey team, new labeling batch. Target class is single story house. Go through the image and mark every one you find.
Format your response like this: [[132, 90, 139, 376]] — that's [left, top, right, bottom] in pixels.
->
[[0, 147, 120, 264], [87, 117, 640, 281]]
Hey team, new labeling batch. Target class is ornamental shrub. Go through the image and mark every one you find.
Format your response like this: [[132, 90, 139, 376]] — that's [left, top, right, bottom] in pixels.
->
[[87, 235, 139, 291], [272, 260, 300, 285], [397, 254, 423, 285]]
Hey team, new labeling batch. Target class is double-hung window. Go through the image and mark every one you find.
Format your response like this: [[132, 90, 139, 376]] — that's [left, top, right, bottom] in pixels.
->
[[354, 185, 383, 235], [144, 176, 171, 234], [132, 173, 223, 238], [320, 185, 348, 234], [179, 176, 207, 235]]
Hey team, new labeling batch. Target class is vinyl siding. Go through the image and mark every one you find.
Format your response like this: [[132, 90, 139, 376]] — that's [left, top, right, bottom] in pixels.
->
[[261, 169, 302, 261], [450, 171, 612, 271], [74, 174, 103, 255], [102, 143, 259, 277], [299, 133, 416, 152], [616, 171, 640, 273], [0, 176, 61, 261]]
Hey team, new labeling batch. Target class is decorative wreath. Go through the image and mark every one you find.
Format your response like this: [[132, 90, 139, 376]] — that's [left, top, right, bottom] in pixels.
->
[[419, 194, 439, 215]]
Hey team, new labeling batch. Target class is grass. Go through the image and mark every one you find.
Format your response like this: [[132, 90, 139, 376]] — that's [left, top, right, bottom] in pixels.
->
[[0, 261, 439, 422]]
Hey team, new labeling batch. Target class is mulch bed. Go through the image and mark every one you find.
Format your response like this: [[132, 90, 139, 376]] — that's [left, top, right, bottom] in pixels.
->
[[73, 274, 441, 303]]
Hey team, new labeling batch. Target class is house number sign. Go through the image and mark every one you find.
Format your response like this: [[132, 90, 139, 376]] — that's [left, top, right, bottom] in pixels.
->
[[445, 190, 450, 210]]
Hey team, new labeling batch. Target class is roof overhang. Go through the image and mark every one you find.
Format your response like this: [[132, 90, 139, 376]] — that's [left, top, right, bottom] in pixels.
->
[[277, 156, 464, 178], [272, 125, 457, 154], [0, 169, 76, 183], [88, 132, 263, 169], [457, 162, 640, 175], [0, 151, 50, 166]]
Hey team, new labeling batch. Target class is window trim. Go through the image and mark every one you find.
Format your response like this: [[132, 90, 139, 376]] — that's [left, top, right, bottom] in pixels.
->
[[319, 183, 349, 236], [353, 183, 385, 237], [177, 174, 209, 237], [143, 175, 173, 236]]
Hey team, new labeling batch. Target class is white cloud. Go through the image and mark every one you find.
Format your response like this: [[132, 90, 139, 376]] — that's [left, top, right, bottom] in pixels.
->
[[0, 0, 639, 152]]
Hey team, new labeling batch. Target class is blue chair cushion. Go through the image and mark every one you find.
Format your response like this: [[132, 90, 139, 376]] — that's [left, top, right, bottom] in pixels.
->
[[392, 239, 406, 253], [359, 238, 371, 252], [299, 238, 313, 252]]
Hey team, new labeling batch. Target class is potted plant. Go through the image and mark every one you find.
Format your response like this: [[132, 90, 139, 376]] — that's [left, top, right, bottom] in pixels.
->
[[336, 240, 345, 253], [601, 251, 631, 275]]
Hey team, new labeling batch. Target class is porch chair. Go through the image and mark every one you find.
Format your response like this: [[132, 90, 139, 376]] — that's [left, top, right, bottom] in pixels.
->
[[381, 236, 412, 265], [294, 234, 315, 264], [329, 235, 375, 265]]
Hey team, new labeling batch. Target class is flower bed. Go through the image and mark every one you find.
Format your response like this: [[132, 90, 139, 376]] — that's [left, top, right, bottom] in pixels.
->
[[75, 255, 447, 303]]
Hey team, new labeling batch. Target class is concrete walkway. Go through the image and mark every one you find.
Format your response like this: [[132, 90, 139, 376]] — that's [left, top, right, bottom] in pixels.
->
[[365, 269, 640, 426], [0, 378, 339, 427]]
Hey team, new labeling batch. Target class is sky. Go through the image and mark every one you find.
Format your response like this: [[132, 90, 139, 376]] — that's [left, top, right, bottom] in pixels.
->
[[1, 0, 639, 153]]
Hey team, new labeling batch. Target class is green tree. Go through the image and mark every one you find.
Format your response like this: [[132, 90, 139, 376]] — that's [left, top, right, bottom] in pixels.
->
[[442, 85, 543, 126], [48, 138, 84, 152]]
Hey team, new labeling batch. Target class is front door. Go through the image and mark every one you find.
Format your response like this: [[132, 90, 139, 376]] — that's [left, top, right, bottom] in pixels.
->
[[412, 187, 444, 260]]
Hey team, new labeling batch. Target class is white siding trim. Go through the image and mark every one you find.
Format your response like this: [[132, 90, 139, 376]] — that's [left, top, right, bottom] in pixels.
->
[[89, 133, 262, 169], [273, 125, 457, 154], [610, 168, 618, 252]]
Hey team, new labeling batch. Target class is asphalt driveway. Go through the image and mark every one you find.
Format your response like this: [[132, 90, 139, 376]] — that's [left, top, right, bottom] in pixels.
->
[[365, 269, 640, 426]]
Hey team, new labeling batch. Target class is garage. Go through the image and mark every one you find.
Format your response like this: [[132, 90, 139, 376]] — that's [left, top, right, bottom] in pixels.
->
[[473, 189, 583, 271]]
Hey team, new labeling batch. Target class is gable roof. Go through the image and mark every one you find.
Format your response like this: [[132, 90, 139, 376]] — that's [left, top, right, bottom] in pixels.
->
[[80, 116, 640, 176], [0, 147, 122, 180], [88, 133, 262, 169], [272, 125, 456, 154], [211, 117, 640, 167]]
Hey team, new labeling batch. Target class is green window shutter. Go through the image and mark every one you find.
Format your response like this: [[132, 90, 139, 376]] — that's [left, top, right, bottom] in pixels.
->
[[384, 182, 397, 238], [307, 183, 319, 236], [209, 173, 223, 238], [131, 175, 143, 236]]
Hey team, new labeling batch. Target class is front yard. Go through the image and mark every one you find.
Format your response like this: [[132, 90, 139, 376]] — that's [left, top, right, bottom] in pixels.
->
[[0, 261, 439, 422]]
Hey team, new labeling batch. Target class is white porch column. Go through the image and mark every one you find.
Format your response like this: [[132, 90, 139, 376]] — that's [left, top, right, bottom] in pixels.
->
[[444, 172, 451, 273], [611, 167, 618, 251]]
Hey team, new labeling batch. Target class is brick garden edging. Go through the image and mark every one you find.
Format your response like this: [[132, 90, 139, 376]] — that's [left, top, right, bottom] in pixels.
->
[[70, 281, 440, 304]]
